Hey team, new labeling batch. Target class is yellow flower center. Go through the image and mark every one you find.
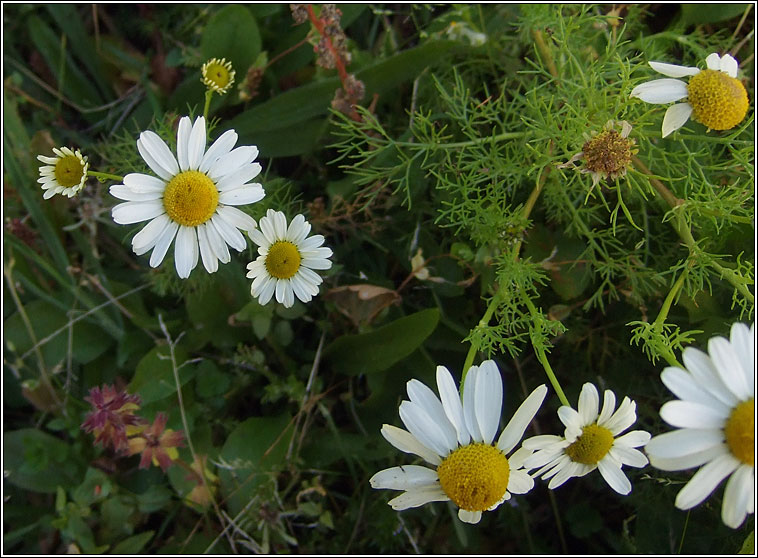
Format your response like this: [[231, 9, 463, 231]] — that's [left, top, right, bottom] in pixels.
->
[[565, 423, 614, 465], [436, 443, 510, 512], [54, 155, 86, 188], [687, 69, 749, 131], [265, 241, 302, 279], [202, 58, 235, 93], [162, 170, 218, 227], [582, 130, 635, 179], [724, 398, 754, 466]]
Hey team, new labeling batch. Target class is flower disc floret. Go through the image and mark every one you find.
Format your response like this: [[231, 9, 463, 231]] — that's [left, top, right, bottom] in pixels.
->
[[437, 443, 509, 511], [162, 170, 219, 227], [686, 69, 749, 130], [724, 398, 754, 466], [265, 241, 302, 279], [565, 424, 614, 465], [582, 129, 634, 177], [202, 58, 235, 94]]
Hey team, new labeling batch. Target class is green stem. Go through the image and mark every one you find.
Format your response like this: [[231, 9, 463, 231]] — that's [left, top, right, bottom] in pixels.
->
[[203, 90, 213, 121], [653, 268, 688, 334], [87, 170, 124, 182], [705, 256, 754, 303], [519, 284, 570, 407], [461, 290, 503, 382], [395, 131, 529, 150]]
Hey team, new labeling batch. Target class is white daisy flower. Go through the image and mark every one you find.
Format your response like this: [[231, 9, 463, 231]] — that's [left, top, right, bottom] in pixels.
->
[[370, 360, 547, 524], [246, 209, 332, 308], [110, 116, 264, 278], [630, 52, 749, 137], [645, 322, 754, 529], [201, 57, 236, 95], [523, 383, 651, 495], [37, 147, 89, 199]]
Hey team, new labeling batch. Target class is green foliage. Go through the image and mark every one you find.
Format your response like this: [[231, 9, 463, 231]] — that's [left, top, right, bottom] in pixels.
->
[[3, 3, 753, 555]]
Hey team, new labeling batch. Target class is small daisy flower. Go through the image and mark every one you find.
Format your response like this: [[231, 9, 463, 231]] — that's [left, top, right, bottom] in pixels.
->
[[630, 52, 749, 137], [523, 383, 651, 495], [645, 322, 754, 529], [37, 147, 89, 199], [246, 209, 333, 308], [558, 120, 637, 189], [110, 116, 264, 278], [370, 361, 547, 524], [201, 57, 236, 95]]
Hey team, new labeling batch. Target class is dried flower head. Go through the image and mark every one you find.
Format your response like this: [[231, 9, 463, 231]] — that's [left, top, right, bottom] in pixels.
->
[[126, 412, 185, 472], [558, 120, 637, 189], [81, 385, 143, 452]]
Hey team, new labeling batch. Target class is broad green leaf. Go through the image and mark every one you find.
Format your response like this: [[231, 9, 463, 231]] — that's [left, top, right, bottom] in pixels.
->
[[4, 299, 114, 367], [200, 5, 261, 74], [324, 308, 440, 375], [738, 530, 755, 554], [111, 531, 154, 555], [681, 4, 748, 25], [218, 415, 294, 516], [127, 345, 193, 404], [227, 40, 458, 142], [4, 429, 82, 493]]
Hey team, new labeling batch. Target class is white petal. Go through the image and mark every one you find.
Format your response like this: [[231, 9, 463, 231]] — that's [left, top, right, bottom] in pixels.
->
[[187, 116, 206, 170], [457, 509, 482, 524], [109, 184, 162, 202], [721, 465, 752, 528], [497, 385, 547, 454], [548, 459, 582, 489], [248, 228, 269, 248], [645, 429, 724, 461], [729, 323, 754, 393], [205, 220, 231, 264], [273, 210, 288, 240], [719, 54, 739, 78], [216, 205, 257, 233], [209, 148, 260, 181], [218, 184, 265, 206], [521, 434, 564, 451], [369, 465, 439, 490], [462, 365, 481, 442], [557, 406, 582, 435], [506, 469, 534, 494], [259, 213, 277, 244], [197, 224, 218, 273], [474, 360, 503, 444], [149, 221, 179, 268], [708, 336, 751, 401], [286, 214, 310, 244], [609, 445, 648, 468], [275, 278, 292, 307], [199, 129, 238, 173], [436, 366, 470, 446], [387, 486, 449, 510], [380, 424, 441, 466], [132, 214, 171, 255], [661, 366, 731, 414], [603, 397, 637, 435], [597, 389, 617, 426], [176, 116, 191, 171], [705, 52, 721, 71], [682, 347, 738, 407], [613, 429, 651, 449], [648, 61, 700, 78], [597, 458, 632, 495], [302, 256, 332, 271], [508, 445, 534, 469], [577, 383, 600, 425], [630, 78, 689, 103], [210, 214, 246, 251], [662, 103, 693, 138], [137, 130, 179, 181], [675, 452, 739, 510], [648, 444, 728, 472], [112, 200, 165, 224], [660, 400, 728, 429], [257, 276, 276, 305], [299, 235, 326, 251], [290, 275, 314, 303], [406, 379, 458, 452], [123, 173, 166, 193], [174, 226, 198, 278], [399, 400, 456, 457]]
